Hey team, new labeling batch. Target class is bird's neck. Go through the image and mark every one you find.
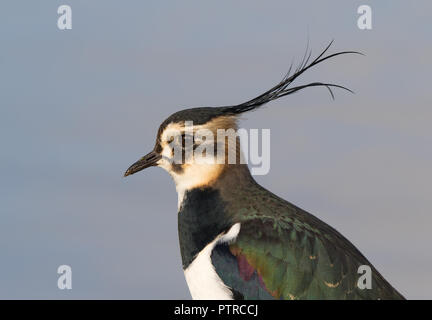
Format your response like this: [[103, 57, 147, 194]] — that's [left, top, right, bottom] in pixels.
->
[[175, 162, 254, 206], [178, 186, 233, 269], [177, 164, 255, 269]]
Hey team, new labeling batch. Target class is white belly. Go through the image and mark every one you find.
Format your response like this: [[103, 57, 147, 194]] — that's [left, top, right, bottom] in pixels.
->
[[183, 223, 241, 300]]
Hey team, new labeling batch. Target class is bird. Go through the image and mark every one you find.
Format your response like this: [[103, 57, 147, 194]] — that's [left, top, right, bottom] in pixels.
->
[[124, 42, 405, 300]]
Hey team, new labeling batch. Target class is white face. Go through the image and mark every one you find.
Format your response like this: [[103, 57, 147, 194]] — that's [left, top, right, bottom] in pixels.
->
[[124, 115, 242, 209], [156, 122, 226, 194]]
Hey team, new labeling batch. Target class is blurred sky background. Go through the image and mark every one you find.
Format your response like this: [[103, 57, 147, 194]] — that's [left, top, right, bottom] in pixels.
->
[[0, 1, 431, 299]]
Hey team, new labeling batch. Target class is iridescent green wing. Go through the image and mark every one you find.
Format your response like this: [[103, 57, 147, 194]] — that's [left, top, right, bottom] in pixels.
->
[[212, 208, 404, 300]]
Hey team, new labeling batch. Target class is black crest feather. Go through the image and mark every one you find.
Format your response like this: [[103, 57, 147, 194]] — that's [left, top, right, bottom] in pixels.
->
[[160, 41, 361, 127], [222, 40, 362, 115]]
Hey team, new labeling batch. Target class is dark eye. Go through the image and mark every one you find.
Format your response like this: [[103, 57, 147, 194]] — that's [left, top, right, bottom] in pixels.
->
[[167, 136, 174, 144]]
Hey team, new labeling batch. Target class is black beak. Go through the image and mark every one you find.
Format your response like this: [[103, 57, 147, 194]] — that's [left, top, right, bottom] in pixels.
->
[[124, 150, 162, 177]]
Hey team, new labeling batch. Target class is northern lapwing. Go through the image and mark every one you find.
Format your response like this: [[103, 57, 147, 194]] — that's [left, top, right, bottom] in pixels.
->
[[124, 42, 405, 300]]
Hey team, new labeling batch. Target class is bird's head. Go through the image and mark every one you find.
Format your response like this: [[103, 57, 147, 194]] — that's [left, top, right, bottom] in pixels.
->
[[124, 107, 242, 192], [124, 42, 359, 196]]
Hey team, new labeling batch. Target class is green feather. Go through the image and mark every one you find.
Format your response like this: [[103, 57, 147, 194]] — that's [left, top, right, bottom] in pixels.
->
[[212, 176, 405, 300]]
